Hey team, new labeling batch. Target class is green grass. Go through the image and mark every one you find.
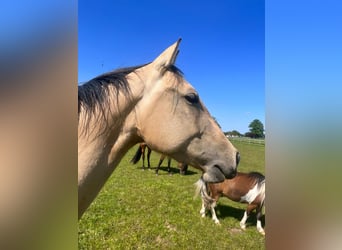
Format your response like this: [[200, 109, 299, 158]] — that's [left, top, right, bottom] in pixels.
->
[[78, 140, 265, 249]]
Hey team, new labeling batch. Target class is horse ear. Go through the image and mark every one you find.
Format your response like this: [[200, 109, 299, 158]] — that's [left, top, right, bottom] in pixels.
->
[[152, 38, 181, 71]]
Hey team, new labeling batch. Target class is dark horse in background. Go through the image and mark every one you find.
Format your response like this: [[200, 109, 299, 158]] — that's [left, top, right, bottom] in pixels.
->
[[131, 143, 188, 175], [195, 171, 265, 235]]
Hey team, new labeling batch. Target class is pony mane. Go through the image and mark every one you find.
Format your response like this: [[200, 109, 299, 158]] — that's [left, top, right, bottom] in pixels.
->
[[248, 171, 265, 189]]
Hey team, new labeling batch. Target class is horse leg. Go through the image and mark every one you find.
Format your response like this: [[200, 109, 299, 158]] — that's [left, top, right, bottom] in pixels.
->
[[141, 145, 146, 170], [167, 157, 172, 175], [210, 201, 220, 225], [240, 203, 257, 230], [199, 195, 219, 224], [147, 146, 152, 169], [200, 199, 207, 218], [156, 155, 165, 175], [180, 163, 188, 175], [256, 205, 265, 235], [239, 211, 248, 230]]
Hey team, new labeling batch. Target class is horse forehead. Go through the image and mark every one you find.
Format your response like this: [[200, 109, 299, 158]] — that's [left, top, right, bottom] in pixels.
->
[[157, 69, 186, 83], [168, 76, 196, 92]]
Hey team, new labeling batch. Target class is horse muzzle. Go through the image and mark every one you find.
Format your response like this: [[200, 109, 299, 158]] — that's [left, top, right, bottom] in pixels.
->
[[202, 163, 237, 183], [202, 152, 239, 182]]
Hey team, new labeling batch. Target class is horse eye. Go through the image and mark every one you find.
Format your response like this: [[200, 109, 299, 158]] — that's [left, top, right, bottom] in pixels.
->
[[185, 93, 199, 104]]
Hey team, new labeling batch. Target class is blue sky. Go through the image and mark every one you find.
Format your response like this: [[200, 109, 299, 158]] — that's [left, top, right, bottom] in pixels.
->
[[79, 0, 264, 134]]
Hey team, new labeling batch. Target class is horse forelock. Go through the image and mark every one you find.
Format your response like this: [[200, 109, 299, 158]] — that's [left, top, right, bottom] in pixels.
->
[[163, 64, 184, 77]]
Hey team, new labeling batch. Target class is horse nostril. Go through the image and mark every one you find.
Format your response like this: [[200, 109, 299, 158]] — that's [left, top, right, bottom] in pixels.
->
[[236, 152, 240, 166]]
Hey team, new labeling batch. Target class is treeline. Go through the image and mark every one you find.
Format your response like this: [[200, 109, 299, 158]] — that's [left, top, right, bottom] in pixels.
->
[[224, 119, 265, 139]]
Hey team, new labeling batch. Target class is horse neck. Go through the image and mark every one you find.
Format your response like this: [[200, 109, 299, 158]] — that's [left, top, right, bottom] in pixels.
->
[[100, 70, 146, 161], [79, 69, 145, 151], [78, 72, 145, 218]]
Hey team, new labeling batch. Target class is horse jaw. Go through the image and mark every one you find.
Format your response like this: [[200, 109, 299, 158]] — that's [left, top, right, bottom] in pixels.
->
[[201, 161, 237, 183]]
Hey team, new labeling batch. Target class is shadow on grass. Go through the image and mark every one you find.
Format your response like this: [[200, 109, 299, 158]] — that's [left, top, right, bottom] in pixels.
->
[[135, 165, 198, 176], [215, 204, 265, 227]]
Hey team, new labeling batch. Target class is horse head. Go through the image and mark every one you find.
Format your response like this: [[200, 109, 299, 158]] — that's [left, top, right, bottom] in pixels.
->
[[133, 39, 239, 182]]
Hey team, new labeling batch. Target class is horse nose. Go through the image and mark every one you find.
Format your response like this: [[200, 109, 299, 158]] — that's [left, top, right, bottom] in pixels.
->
[[236, 152, 240, 166]]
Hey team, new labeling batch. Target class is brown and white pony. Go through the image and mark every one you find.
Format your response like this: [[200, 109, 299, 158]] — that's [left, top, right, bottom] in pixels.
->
[[78, 39, 240, 219], [195, 172, 265, 235]]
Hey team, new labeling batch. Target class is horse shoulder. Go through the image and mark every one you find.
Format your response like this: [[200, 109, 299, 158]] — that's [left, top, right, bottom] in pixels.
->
[[208, 183, 223, 201]]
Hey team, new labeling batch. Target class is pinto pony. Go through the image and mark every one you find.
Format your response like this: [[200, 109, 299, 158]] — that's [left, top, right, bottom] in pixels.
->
[[78, 39, 240, 219], [195, 172, 265, 235]]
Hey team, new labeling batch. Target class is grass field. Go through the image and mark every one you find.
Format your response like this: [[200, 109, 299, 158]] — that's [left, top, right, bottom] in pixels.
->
[[78, 140, 265, 249]]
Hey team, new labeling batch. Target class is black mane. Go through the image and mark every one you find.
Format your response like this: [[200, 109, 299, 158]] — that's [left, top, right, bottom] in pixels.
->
[[248, 171, 265, 186], [78, 63, 183, 116], [78, 63, 184, 135], [78, 64, 146, 116]]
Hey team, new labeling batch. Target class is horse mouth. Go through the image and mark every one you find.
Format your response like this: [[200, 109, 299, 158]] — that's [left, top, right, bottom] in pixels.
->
[[202, 164, 236, 183], [214, 164, 237, 179]]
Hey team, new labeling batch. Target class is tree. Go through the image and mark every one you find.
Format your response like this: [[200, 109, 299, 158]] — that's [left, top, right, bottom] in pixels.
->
[[224, 130, 242, 137], [247, 119, 264, 138]]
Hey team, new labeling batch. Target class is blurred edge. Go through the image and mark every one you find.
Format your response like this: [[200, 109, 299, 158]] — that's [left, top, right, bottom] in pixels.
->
[[2, 1, 342, 249], [0, 1, 77, 249], [266, 0, 342, 249]]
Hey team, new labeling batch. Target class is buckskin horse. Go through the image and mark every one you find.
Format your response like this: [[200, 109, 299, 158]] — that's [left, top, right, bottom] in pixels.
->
[[78, 39, 240, 219]]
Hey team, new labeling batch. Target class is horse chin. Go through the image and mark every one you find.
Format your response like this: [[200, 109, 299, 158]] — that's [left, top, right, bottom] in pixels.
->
[[202, 166, 226, 183], [203, 165, 236, 183]]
